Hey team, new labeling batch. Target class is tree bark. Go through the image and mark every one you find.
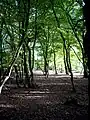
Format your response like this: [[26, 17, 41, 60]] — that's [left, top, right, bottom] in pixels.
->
[[23, 44, 30, 88], [68, 48, 75, 92], [0, 18, 4, 81], [63, 45, 69, 74], [83, 0, 90, 117], [14, 65, 20, 87], [54, 51, 57, 74]]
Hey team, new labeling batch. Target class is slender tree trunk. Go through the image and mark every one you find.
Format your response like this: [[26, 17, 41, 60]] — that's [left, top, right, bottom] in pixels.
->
[[21, 60, 24, 80], [68, 48, 75, 92], [63, 46, 69, 74], [23, 44, 30, 88], [27, 0, 38, 85], [44, 27, 49, 78], [53, 51, 57, 74], [43, 55, 48, 78], [0, 35, 3, 80], [44, 56, 47, 74], [43, 42, 48, 78], [29, 49, 33, 84], [25, 42, 34, 86], [0, 18, 3, 81], [64, 45, 75, 92], [14, 65, 20, 87], [32, 0, 37, 69]]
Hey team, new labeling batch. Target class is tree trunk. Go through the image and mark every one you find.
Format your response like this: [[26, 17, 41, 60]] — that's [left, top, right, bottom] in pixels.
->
[[0, 18, 3, 81], [54, 51, 57, 74], [0, 36, 3, 80], [25, 42, 34, 86], [63, 46, 69, 74], [32, 0, 37, 69], [83, 0, 90, 117], [83, 43, 88, 78], [68, 48, 76, 92], [14, 65, 20, 87], [44, 56, 47, 74], [83, 58, 88, 78], [23, 44, 30, 88]]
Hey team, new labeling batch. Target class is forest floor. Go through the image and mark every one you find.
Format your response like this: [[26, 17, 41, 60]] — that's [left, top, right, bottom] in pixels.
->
[[0, 73, 88, 120]]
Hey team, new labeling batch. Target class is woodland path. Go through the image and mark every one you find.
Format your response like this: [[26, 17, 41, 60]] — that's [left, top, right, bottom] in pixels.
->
[[0, 74, 88, 120]]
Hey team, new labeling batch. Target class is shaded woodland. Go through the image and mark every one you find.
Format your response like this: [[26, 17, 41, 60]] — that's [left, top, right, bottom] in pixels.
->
[[0, 0, 90, 120]]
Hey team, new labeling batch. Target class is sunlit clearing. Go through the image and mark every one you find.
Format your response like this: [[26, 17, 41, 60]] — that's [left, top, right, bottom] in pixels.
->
[[0, 104, 16, 108]]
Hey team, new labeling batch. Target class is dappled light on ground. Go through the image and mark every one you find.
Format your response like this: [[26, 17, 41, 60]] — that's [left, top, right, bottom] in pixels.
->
[[29, 91, 50, 94], [0, 104, 16, 108], [11, 94, 48, 99], [40, 83, 71, 85]]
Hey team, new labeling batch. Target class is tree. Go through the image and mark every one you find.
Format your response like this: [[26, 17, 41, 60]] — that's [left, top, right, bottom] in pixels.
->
[[50, 0, 76, 91], [83, 0, 90, 117]]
